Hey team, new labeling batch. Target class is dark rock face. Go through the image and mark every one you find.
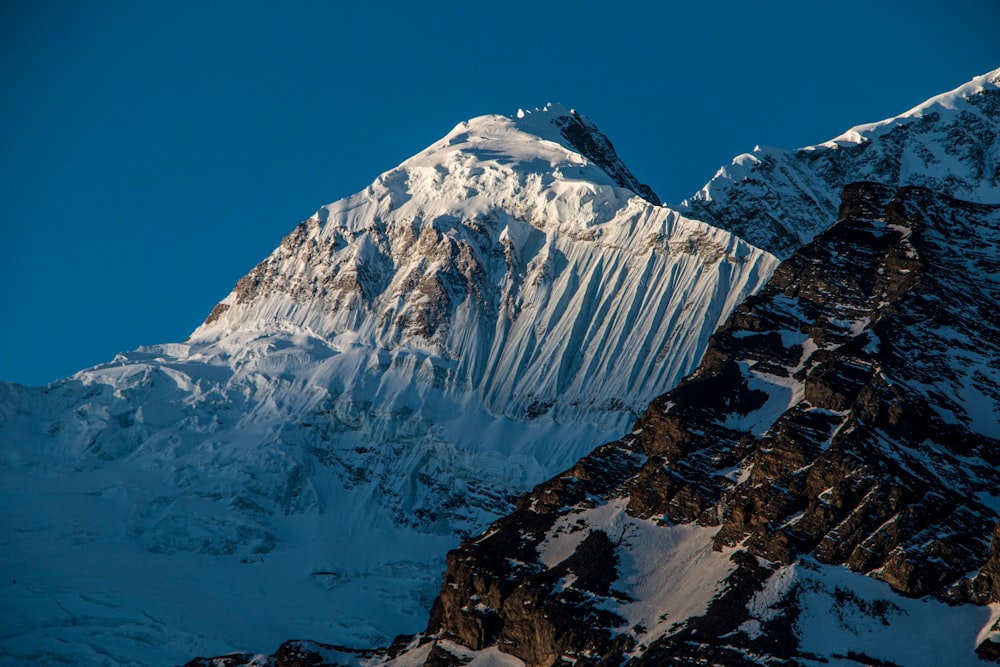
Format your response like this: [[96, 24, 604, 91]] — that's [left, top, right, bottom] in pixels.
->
[[427, 440, 645, 667], [418, 183, 1000, 665], [555, 111, 662, 206], [183, 639, 376, 667]]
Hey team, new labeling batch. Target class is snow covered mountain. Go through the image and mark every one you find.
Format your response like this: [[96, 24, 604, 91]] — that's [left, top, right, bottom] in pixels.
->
[[0, 105, 777, 666], [6, 67, 1000, 667], [182, 70, 1000, 667], [682, 67, 1000, 257], [191, 104, 763, 428]]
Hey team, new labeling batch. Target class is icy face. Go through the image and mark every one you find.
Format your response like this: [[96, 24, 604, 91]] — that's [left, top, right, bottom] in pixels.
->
[[682, 67, 1000, 257], [0, 106, 777, 666]]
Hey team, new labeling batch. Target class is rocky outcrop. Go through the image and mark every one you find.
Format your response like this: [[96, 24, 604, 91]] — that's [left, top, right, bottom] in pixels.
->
[[554, 110, 662, 206], [427, 440, 645, 665]]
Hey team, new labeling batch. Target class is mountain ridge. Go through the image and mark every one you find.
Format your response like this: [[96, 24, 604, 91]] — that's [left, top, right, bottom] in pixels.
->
[[680, 66, 1000, 257]]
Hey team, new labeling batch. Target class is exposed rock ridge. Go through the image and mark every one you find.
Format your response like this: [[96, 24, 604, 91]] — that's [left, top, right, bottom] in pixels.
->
[[553, 111, 662, 206]]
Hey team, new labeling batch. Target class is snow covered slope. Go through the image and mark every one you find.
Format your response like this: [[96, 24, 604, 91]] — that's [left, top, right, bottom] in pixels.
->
[[0, 105, 777, 666], [682, 67, 1000, 257]]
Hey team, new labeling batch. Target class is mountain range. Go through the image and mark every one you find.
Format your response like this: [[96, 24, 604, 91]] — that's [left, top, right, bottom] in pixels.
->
[[2, 69, 999, 666]]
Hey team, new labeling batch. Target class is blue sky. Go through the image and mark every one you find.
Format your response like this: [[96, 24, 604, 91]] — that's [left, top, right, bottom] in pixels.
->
[[2, 0, 998, 385]]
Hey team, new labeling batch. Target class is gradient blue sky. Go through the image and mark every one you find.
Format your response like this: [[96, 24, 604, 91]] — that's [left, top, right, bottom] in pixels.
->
[[2, 1, 998, 385]]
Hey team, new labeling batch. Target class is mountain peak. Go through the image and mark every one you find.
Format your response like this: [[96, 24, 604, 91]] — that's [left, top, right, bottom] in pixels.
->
[[192, 102, 764, 419], [514, 101, 573, 121], [403, 103, 660, 207]]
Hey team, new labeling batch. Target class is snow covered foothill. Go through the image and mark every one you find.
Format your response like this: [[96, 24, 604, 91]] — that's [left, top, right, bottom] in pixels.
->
[[0, 104, 778, 666]]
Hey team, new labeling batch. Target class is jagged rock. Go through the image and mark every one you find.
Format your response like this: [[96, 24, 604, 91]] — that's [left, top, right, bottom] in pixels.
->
[[554, 111, 661, 206]]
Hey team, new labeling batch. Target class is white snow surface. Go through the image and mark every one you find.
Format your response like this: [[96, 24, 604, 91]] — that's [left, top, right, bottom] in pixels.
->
[[381, 640, 525, 667], [0, 105, 778, 665], [751, 559, 1000, 667], [538, 498, 735, 643]]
